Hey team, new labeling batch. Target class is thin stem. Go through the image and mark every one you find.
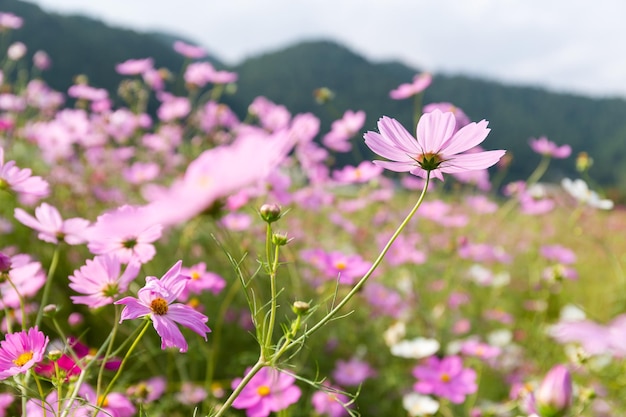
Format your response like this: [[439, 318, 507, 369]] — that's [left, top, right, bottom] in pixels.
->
[[263, 236, 281, 357], [97, 319, 151, 412], [96, 306, 121, 401], [526, 154, 551, 187], [274, 173, 431, 361], [210, 359, 266, 417], [35, 246, 60, 327]]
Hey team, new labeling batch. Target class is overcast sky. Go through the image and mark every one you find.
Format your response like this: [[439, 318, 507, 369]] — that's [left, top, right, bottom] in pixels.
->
[[24, 0, 626, 99]]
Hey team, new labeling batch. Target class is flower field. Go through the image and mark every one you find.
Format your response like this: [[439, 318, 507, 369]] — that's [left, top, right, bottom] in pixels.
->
[[0, 10, 625, 417]]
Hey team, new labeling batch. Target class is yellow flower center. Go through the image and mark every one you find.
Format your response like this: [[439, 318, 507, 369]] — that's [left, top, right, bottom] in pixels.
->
[[150, 297, 169, 315], [98, 395, 109, 407], [415, 152, 444, 171], [257, 385, 271, 397], [191, 271, 201, 280], [13, 351, 33, 367], [335, 261, 346, 271], [440, 373, 451, 383]]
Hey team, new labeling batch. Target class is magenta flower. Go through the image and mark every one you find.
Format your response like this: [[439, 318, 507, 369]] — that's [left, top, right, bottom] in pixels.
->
[[115, 58, 154, 75], [87, 205, 162, 264], [231, 367, 302, 417], [0, 327, 49, 379], [14, 203, 90, 245], [321, 251, 371, 285], [115, 261, 211, 352], [69, 254, 140, 308], [390, 72, 432, 99], [529, 136, 571, 159], [412, 355, 477, 404], [364, 110, 505, 181], [0, 148, 49, 199]]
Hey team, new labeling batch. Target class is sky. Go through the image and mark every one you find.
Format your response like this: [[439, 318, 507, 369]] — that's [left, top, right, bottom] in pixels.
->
[[24, 0, 626, 99]]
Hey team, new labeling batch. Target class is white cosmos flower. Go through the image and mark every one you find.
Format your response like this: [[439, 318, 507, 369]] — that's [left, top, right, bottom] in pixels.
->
[[562, 178, 613, 210], [390, 337, 439, 359], [402, 393, 439, 416]]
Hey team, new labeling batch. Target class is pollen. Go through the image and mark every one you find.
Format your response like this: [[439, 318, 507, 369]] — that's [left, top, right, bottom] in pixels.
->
[[98, 395, 109, 407], [191, 271, 201, 280], [150, 297, 169, 315], [335, 261, 347, 271], [13, 351, 33, 367], [440, 373, 451, 383], [257, 385, 271, 397]]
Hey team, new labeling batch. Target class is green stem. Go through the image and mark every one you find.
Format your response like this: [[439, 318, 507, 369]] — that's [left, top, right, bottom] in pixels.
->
[[526, 155, 551, 187], [274, 173, 431, 361], [35, 246, 60, 327], [263, 235, 281, 358], [96, 306, 121, 401], [210, 359, 266, 417], [97, 319, 151, 412]]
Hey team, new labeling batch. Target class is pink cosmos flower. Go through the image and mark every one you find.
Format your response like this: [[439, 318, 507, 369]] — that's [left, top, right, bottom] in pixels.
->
[[0, 253, 45, 309], [322, 110, 366, 152], [122, 161, 160, 184], [176, 382, 208, 404], [332, 357, 376, 386], [0, 393, 13, 417], [179, 262, 226, 301], [321, 251, 371, 285], [173, 40, 207, 58], [311, 383, 351, 417], [549, 314, 626, 357], [460, 340, 501, 360], [0, 327, 49, 379], [69, 254, 140, 308], [390, 72, 432, 99], [0, 12, 23, 30], [332, 161, 383, 184], [127, 376, 167, 403], [0, 148, 49, 199], [33, 50, 51, 70], [423, 102, 471, 131], [87, 205, 163, 264], [157, 93, 191, 121], [412, 355, 477, 404], [115, 58, 154, 75], [231, 367, 302, 417], [14, 203, 90, 245], [529, 136, 571, 159], [68, 84, 109, 101], [184, 62, 237, 87], [116, 261, 211, 352], [540, 245, 576, 264], [364, 110, 505, 181]]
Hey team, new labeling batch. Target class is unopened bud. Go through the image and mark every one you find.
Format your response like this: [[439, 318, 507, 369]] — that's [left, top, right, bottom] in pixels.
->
[[259, 203, 281, 223], [0, 252, 11, 272], [292, 301, 310, 315], [48, 349, 63, 361], [535, 364, 573, 417], [43, 304, 59, 317], [272, 232, 289, 246]]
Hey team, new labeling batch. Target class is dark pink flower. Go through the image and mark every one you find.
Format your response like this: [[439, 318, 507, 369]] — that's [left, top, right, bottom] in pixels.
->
[[364, 110, 505, 181], [412, 355, 477, 404], [231, 367, 302, 417], [116, 261, 211, 352], [0, 327, 49, 379], [390, 72, 432, 99]]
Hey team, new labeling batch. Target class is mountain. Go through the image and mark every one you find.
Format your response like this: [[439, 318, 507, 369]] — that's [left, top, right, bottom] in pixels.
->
[[3, 0, 626, 193]]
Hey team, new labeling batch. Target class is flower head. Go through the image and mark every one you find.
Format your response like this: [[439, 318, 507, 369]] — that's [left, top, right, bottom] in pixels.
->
[[115, 261, 211, 352], [14, 203, 90, 245], [232, 367, 302, 417], [390, 72, 432, 100], [561, 178, 613, 210], [311, 383, 351, 417], [529, 136, 571, 159], [364, 110, 505, 181], [0, 327, 49, 379], [69, 254, 140, 308], [402, 392, 440, 416], [535, 365, 572, 417], [412, 355, 477, 404], [0, 148, 49, 200]]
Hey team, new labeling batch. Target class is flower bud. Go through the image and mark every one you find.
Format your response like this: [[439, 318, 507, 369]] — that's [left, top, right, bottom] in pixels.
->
[[0, 252, 11, 273], [292, 301, 310, 316], [272, 232, 289, 246], [259, 203, 281, 223], [535, 365, 573, 417]]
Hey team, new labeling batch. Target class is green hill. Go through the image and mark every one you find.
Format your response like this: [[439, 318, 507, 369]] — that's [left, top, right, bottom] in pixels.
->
[[3, 0, 626, 191]]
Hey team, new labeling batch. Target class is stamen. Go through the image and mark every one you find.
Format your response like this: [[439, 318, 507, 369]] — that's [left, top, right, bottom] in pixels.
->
[[150, 297, 169, 315]]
